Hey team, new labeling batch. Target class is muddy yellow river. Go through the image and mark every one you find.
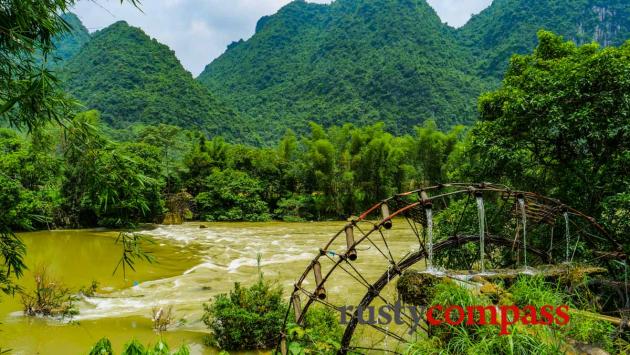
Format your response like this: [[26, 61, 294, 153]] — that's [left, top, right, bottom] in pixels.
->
[[0, 222, 419, 354]]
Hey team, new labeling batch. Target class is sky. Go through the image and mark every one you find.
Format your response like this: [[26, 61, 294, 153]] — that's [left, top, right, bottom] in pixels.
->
[[72, 0, 494, 76]]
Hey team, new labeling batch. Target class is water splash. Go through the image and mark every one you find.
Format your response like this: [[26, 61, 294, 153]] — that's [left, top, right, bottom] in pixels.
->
[[519, 267, 537, 275], [518, 197, 528, 268], [564, 212, 570, 263], [422, 268, 445, 277], [425, 207, 434, 271], [476, 195, 485, 273]]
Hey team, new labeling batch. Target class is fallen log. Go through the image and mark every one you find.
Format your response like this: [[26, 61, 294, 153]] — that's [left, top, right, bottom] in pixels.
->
[[397, 264, 608, 306]]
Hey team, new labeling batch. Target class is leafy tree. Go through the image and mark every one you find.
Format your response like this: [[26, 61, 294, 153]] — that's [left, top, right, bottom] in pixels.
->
[[459, 30, 630, 236], [94, 143, 164, 227], [194, 169, 270, 222], [1, 0, 138, 130], [183, 135, 229, 196], [1, 0, 76, 130], [274, 193, 314, 222], [413, 121, 464, 185], [138, 124, 190, 194], [59, 110, 108, 226], [60, 111, 164, 227], [304, 135, 336, 217], [0, 128, 61, 230]]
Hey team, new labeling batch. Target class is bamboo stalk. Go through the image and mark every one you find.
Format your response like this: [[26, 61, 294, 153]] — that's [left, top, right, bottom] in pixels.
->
[[572, 309, 627, 327]]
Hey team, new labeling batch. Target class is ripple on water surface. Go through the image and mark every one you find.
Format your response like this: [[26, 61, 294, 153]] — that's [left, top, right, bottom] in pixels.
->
[[1, 221, 420, 353], [0, 222, 357, 354]]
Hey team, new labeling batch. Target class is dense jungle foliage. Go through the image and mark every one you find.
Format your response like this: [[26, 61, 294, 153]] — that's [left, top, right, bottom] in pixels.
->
[[0, 114, 462, 228], [459, 30, 630, 242], [199, 0, 630, 141]]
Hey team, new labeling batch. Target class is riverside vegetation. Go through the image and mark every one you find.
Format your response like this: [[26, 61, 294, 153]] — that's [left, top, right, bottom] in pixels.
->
[[1, 0, 629, 354], [3, 31, 626, 247]]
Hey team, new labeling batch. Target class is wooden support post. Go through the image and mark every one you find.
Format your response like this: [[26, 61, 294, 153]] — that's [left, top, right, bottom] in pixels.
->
[[345, 225, 357, 261], [382, 203, 392, 229], [420, 191, 432, 207], [313, 261, 327, 300], [292, 293, 302, 322], [280, 335, 288, 355]]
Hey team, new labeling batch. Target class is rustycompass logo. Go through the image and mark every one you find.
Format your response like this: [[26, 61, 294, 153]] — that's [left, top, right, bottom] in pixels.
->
[[426, 304, 570, 335], [338, 302, 570, 335]]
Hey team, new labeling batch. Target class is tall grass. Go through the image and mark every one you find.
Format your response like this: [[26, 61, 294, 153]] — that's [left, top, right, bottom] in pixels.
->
[[406, 276, 621, 354], [407, 278, 566, 355]]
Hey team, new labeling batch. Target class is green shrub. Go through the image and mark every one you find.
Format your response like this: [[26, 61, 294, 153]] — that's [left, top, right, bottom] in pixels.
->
[[405, 336, 443, 355], [80, 280, 100, 297], [509, 275, 565, 308], [90, 338, 114, 355], [89, 338, 189, 355], [194, 169, 271, 222], [565, 313, 615, 353], [120, 340, 146, 355], [510, 275, 615, 352], [202, 279, 286, 350], [273, 194, 314, 222], [286, 305, 343, 354]]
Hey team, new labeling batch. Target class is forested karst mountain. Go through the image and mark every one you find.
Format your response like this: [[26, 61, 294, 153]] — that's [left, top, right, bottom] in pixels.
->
[[457, 0, 630, 78], [34, 13, 90, 68], [52, 0, 630, 143], [61, 21, 248, 140], [197, 0, 489, 139], [198, 0, 630, 140], [52, 13, 91, 63]]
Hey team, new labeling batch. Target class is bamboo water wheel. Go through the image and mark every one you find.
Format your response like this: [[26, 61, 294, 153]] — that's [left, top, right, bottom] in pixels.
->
[[276, 183, 629, 354]]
